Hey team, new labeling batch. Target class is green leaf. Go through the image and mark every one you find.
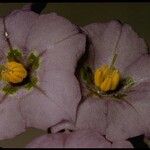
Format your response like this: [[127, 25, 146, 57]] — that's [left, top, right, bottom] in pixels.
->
[[2, 85, 19, 95], [24, 76, 38, 90], [28, 53, 39, 70], [80, 65, 93, 84], [7, 49, 22, 61]]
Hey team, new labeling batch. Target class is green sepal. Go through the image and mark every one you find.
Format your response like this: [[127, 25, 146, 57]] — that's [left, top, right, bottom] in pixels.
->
[[28, 53, 39, 70], [113, 93, 127, 99], [24, 76, 38, 90], [0, 65, 5, 80], [7, 49, 22, 61], [122, 76, 135, 90], [111, 76, 135, 99], [2, 84, 19, 95], [80, 65, 93, 84], [0, 65, 5, 72]]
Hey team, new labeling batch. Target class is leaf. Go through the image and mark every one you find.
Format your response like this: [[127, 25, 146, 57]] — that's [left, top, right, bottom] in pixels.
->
[[24, 76, 38, 90], [7, 49, 22, 61], [80, 65, 93, 84], [28, 53, 39, 70], [2, 85, 19, 95]]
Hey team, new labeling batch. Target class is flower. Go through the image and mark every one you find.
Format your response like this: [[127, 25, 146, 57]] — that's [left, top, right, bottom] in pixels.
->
[[0, 6, 85, 140], [26, 129, 133, 148], [74, 20, 150, 141]]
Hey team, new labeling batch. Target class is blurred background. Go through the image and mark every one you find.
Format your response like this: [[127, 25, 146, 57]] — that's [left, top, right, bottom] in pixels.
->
[[0, 3, 150, 148]]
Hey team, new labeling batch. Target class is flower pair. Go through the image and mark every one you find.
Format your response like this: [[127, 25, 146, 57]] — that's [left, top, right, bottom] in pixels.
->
[[0, 5, 149, 148]]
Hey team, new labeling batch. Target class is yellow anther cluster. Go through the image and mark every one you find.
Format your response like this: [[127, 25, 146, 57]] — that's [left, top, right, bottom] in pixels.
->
[[94, 65, 121, 92], [1, 61, 27, 84]]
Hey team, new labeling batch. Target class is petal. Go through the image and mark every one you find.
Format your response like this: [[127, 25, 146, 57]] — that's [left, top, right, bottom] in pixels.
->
[[76, 97, 107, 135], [26, 133, 67, 148], [115, 23, 147, 72], [21, 24, 85, 130], [5, 9, 38, 50], [26, 13, 79, 52], [0, 18, 9, 61], [84, 20, 122, 69], [50, 120, 76, 134], [106, 81, 150, 141], [112, 141, 133, 148], [124, 55, 150, 82], [26, 129, 133, 148], [26, 130, 111, 148], [36, 33, 86, 75], [106, 100, 144, 141], [84, 20, 147, 72], [0, 94, 25, 140], [65, 130, 111, 148], [20, 71, 81, 130], [129, 81, 150, 136]]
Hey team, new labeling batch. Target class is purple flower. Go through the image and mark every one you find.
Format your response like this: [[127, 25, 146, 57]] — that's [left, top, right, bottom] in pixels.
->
[[0, 6, 85, 139], [26, 129, 133, 148], [73, 20, 150, 141]]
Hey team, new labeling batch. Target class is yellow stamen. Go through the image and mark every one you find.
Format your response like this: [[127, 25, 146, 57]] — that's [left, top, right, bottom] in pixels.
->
[[94, 65, 121, 92], [1, 61, 27, 83]]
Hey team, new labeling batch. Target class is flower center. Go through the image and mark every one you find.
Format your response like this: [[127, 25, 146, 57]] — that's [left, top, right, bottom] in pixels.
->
[[94, 64, 121, 92], [0, 49, 40, 95], [1, 61, 27, 84]]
